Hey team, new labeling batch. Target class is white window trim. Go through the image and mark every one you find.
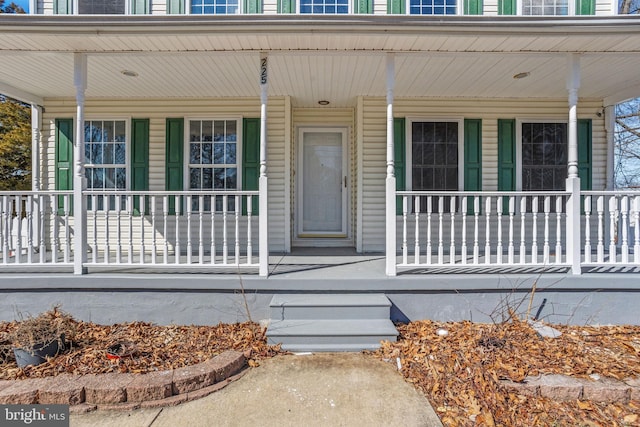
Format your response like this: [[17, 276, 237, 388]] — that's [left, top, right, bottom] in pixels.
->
[[518, 0, 575, 16], [183, 116, 243, 192], [406, 0, 462, 15], [72, 0, 138, 14], [83, 116, 131, 191], [186, 0, 243, 14], [297, 0, 353, 14], [515, 118, 568, 191], [406, 117, 465, 192]]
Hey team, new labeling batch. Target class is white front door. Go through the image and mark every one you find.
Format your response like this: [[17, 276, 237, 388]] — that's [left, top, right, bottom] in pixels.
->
[[297, 128, 348, 239]]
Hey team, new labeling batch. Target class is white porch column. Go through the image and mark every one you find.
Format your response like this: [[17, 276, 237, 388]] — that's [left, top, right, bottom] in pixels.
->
[[385, 53, 397, 276], [565, 54, 582, 275], [30, 104, 42, 191], [258, 52, 269, 277], [605, 105, 615, 190], [73, 53, 88, 275]]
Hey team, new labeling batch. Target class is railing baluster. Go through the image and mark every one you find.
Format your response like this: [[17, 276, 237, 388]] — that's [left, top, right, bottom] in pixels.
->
[[414, 196, 420, 265], [210, 197, 216, 265], [127, 195, 134, 264], [584, 196, 592, 264], [235, 195, 240, 266], [449, 196, 456, 265], [426, 196, 432, 265], [39, 195, 46, 263], [508, 196, 515, 264], [437, 196, 444, 264], [402, 196, 408, 265], [1, 196, 7, 264], [104, 195, 110, 264], [543, 196, 550, 264], [609, 196, 618, 264], [151, 195, 157, 264], [174, 195, 181, 265], [63, 194, 70, 264], [635, 196, 640, 264], [163, 196, 169, 265], [461, 197, 467, 265], [597, 195, 605, 263], [247, 195, 253, 265], [222, 195, 228, 264], [91, 195, 98, 264], [14, 196, 22, 264], [27, 196, 33, 264], [186, 195, 192, 264], [473, 196, 480, 265], [52, 196, 59, 264], [496, 196, 503, 264], [199, 195, 204, 264], [520, 197, 527, 265], [484, 196, 491, 264], [555, 196, 563, 264], [139, 195, 145, 265], [621, 196, 629, 264], [116, 195, 122, 264], [531, 196, 538, 264]]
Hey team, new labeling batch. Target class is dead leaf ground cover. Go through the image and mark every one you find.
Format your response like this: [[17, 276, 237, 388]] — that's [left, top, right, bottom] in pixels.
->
[[373, 319, 640, 426]]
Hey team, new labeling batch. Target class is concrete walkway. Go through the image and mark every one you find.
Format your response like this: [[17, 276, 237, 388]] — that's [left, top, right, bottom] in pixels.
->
[[70, 353, 442, 427]]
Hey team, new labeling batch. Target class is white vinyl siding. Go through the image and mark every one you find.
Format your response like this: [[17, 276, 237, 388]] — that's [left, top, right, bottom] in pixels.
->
[[360, 97, 605, 252], [41, 97, 288, 252]]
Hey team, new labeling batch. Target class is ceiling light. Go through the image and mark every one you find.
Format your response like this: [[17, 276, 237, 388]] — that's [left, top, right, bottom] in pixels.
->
[[318, 100, 330, 106], [513, 72, 530, 80], [121, 70, 139, 77]]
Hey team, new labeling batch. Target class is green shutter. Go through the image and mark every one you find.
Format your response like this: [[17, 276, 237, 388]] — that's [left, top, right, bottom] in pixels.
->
[[578, 119, 592, 191], [355, 0, 373, 13], [131, 0, 150, 14], [497, 0, 516, 14], [53, 0, 73, 14], [55, 119, 74, 214], [497, 119, 516, 192], [277, 0, 295, 13], [244, 0, 262, 13], [464, 0, 483, 14], [576, 0, 595, 14], [464, 119, 482, 192], [394, 118, 406, 216], [166, 0, 185, 14], [387, 0, 406, 14], [242, 118, 260, 216], [131, 119, 150, 214], [166, 118, 184, 214]]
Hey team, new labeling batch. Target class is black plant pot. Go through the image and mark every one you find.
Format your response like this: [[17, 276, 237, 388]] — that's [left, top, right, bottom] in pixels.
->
[[13, 336, 64, 368]]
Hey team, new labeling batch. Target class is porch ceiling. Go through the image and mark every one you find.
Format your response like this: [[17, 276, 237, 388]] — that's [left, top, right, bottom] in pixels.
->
[[1, 15, 639, 106]]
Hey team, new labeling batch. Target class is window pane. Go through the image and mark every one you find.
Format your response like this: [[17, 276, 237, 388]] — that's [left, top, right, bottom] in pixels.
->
[[103, 121, 114, 142], [190, 121, 201, 142], [114, 121, 126, 142], [226, 143, 237, 164], [214, 168, 226, 189], [202, 143, 213, 164], [522, 0, 568, 15], [202, 120, 213, 142], [190, 143, 201, 164], [214, 143, 225, 164], [191, 0, 239, 14], [409, 0, 456, 14], [103, 144, 114, 164], [190, 168, 201, 189], [225, 168, 237, 189], [203, 167, 213, 189], [300, 0, 349, 13], [78, 0, 126, 14]]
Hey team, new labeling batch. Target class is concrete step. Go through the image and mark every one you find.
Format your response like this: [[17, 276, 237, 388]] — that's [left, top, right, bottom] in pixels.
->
[[269, 293, 392, 320], [266, 319, 398, 352]]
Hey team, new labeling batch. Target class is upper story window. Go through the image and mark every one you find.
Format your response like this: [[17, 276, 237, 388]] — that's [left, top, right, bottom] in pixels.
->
[[190, 0, 239, 14], [522, 0, 568, 14], [299, 0, 349, 13], [409, 0, 457, 15], [78, 0, 126, 14]]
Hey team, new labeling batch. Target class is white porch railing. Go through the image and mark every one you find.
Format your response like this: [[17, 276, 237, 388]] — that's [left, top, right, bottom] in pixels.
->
[[0, 191, 74, 266], [84, 190, 259, 270], [582, 191, 640, 266], [396, 191, 571, 269]]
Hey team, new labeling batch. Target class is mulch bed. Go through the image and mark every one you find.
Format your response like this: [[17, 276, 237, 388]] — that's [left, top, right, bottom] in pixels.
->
[[1, 313, 639, 425]]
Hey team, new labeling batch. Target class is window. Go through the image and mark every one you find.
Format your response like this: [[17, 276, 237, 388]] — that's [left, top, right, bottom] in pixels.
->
[[84, 120, 127, 191], [188, 119, 239, 211], [522, 0, 568, 15], [410, 121, 459, 191], [521, 122, 567, 192], [299, 0, 349, 13], [190, 0, 239, 14], [409, 0, 457, 15], [78, 0, 126, 14]]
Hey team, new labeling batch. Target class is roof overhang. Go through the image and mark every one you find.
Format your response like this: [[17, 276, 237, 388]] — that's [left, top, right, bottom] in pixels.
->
[[1, 15, 639, 106]]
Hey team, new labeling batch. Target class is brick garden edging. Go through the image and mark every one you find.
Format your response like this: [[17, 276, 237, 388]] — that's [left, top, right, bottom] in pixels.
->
[[0, 350, 247, 414], [500, 374, 640, 403]]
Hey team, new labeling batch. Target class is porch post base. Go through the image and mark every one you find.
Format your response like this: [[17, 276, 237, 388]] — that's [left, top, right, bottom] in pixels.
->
[[259, 176, 269, 277], [386, 177, 397, 276], [566, 176, 582, 275]]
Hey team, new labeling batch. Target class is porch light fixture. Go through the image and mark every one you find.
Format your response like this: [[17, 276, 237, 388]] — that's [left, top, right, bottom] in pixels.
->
[[513, 72, 530, 80], [120, 70, 139, 77], [318, 100, 330, 106]]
